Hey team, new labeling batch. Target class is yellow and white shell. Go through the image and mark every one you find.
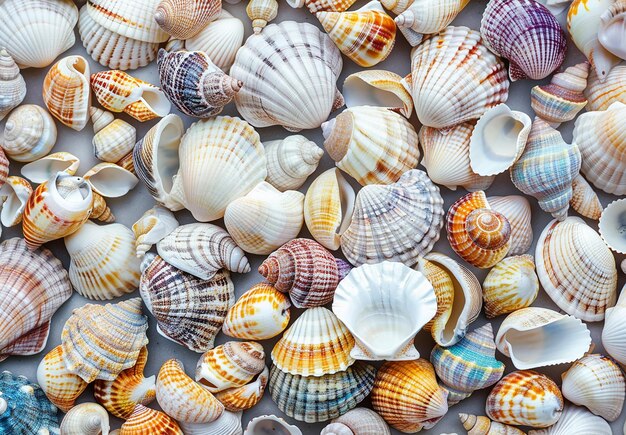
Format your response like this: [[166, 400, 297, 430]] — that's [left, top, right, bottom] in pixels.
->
[[20, 152, 80, 184], [0, 49, 26, 121], [343, 70, 413, 117], [1, 104, 57, 163], [91, 108, 137, 163], [0, 176, 32, 227], [482, 255, 539, 318], [264, 136, 323, 192], [214, 366, 269, 412], [60, 403, 110, 435], [246, 0, 278, 33], [132, 205, 179, 258], [37, 345, 88, 412], [488, 195, 533, 256], [459, 414, 525, 435], [120, 404, 183, 434]]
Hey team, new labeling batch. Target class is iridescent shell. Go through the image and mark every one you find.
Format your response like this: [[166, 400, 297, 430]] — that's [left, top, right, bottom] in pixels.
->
[[37, 345, 88, 412], [20, 152, 79, 184], [215, 366, 269, 412], [246, 0, 279, 33], [60, 403, 110, 435], [570, 174, 603, 220], [482, 255, 539, 318], [154, 0, 221, 39], [0, 49, 25, 120], [0, 176, 32, 227], [132, 205, 179, 257], [459, 414, 525, 435], [585, 65, 626, 111], [1, 104, 56, 163], [120, 405, 182, 434], [91, 108, 137, 163], [342, 69, 413, 117], [528, 405, 613, 435], [264, 135, 323, 192], [196, 341, 265, 393], [488, 195, 533, 256], [320, 408, 391, 435]]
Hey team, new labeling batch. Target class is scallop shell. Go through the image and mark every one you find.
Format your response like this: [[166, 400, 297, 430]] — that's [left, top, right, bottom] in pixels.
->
[[599, 198, 626, 253], [178, 411, 243, 435], [60, 403, 110, 435], [598, 0, 626, 60], [0, 49, 25, 120], [495, 307, 592, 369], [321, 106, 419, 186], [222, 283, 291, 340], [561, 354, 625, 422], [196, 341, 265, 393], [287, 0, 357, 13], [459, 414, 525, 435], [482, 255, 539, 318], [333, 261, 437, 361], [264, 135, 323, 192], [404, 25, 509, 129], [37, 345, 88, 412], [88, 0, 169, 44], [0, 176, 32, 227], [83, 162, 139, 198], [91, 108, 137, 163], [157, 223, 250, 280], [320, 408, 391, 435], [61, 298, 149, 383], [120, 405, 183, 434], [603, 289, 626, 365], [20, 152, 80, 184], [528, 404, 613, 435], [394, 0, 469, 45], [342, 70, 413, 117], [231, 21, 343, 132], [132, 205, 178, 257], [224, 182, 305, 255], [371, 359, 449, 433], [535, 217, 617, 322], [269, 362, 376, 423], [154, 0, 221, 39], [570, 174, 603, 220], [1, 104, 56, 163], [488, 195, 533, 256], [510, 117, 581, 221], [585, 65, 626, 110], [271, 307, 355, 377], [0, 0, 78, 68], [247, 0, 278, 33], [214, 366, 269, 412]]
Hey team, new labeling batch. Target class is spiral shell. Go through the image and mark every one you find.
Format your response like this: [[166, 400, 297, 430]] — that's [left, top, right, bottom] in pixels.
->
[[37, 345, 88, 413], [320, 408, 391, 435], [88, 192, 114, 223], [132, 205, 178, 257], [585, 65, 626, 111], [459, 414, 525, 435], [120, 405, 182, 434], [483, 255, 539, 318], [154, 0, 221, 39], [394, 0, 469, 44], [178, 411, 243, 435], [91, 107, 136, 163], [60, 403, 110, 435], [247, 0, 278, 33], [196, 341, 265, 393], [264, 135, 323, 192], [570, 174, 603, 220], [0, 49, 25, 120], [1, 104, 56, 163]]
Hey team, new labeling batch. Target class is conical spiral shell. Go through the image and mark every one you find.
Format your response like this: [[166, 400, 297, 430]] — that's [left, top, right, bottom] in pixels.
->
[[570, 174, 603, 220], [132, 205, 178, 257], [91, 108, 137, 163], [120, 405, 182, 434], [247, 0, 279, 33], [154, 0, 222, 39], [320, 408, 391, 435], [60, 402, 110, 435], [264, 135, 323, 192], [395, 0, 469, 37], [37, 345, 88, 412], [0, 49, 25, 120], [459, 414, 525, 435], [585, 65, 626, 111], [196, 341, 265, 393], [482, 255, 539, 318], [214, 366, 269, 412], [1, 104, 57, 163], [488, 195, 533, 256]]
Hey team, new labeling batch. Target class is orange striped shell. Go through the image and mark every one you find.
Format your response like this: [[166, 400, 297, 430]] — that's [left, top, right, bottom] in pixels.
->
[[120, 405, 183, 435]]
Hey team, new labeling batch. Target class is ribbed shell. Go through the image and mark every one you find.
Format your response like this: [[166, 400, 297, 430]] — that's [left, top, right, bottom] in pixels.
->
[[289, 0, 357, 13], [178, 411, 243, 435], [570, 174, 603, 220], [1, 104, 56, 163], [585, 65, 626, 111], [528, 405, 613, 435], [0, 49, 25, 120], [269, 362, 376, 423], [246, 0, 279, 33], [37, 345, 88, 412], [132, 205, 179, 258], [88, 0, 168, 43], [320, 408, 391, 435], [264, 135, 323, 192], [488, 195, 533, 256], [602, 291, 626, 365], [154, 0, 221, 39], [120, 405, 183, 435], [214, 366, 269, 412], [459, 414, 525, 435], [395, 0, 469, 35], [91, 108, 136, 163], [483, 255, 539, 318], [196, 341, 265, 393], [60, 403, 110, 435]]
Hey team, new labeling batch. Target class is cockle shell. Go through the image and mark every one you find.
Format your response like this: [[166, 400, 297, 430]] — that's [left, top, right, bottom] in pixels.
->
[[341, 169, 444, 266], [91, 108, 136, 163], [459, 414, 525, 435], [371, 359, 449, 433], [488, 195, 533, 256], [245, 414, 301, 435], [395, 0, 469, 46], [37, 345, 88, 412], [214, 366, 269, 412], [157, 223, 250, 280], [264, 135, 323, 192], [317, 1, 396, 68], [83, 163, 138, 198], [495, 307, 592, 369], [154, 0, 222, 39], [271, 307, 355, 376], [21, 152, 80, 184], [287, 0, 357, 13], [60, 403, 110, 435], [1, 104, 56, 163], [482, 255, 539, 318], [585, 65, 626, 110], [0, 49, 25, 120], [599, 198, 626, 253], [0, 176, 32, 227], [0, 0, 78, 69], [222, 283, 291, 340], [322, 106, 419, 186], [510, 118, 581, 220], [132, 205, 178, 257], [320, 408, 391, 435], [231, 21, 343, 132], [247, 0, 279, 33], [269, 362, 376, 423], [342, 70, 413, 117], [573, 101, 626, 195], [61, 298, 149, 383], [333, 262, 437, 361], [196, 341, 265, 393], [224, 182, 305, 255], [603, 290, 626, 365], [598, 0, 626, 60], [535, 217, 617, 322], [140, 255, 235, 352], [528, 404, 613, 435], [120, 405, 182, 435], [561, 354, 625, 421], [87, 0, 168, 44], [178, 411, 243, 435], [487, 370, 563, 428], [404, 26, 509, 130], [570, 174, 603, 220], [258, 238, 351, 309]]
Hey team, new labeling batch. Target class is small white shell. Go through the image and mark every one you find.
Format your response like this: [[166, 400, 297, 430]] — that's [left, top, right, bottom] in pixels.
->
[[0, 176, 32, 227], [83, 163, 139, 198], [132, 205, 179, 258], [528, 405, 612, 435], [1, 105, 57, 163], [60, 402, 110, 435], [21, 152, 80, 184], [246, 0, 279, 34], [264, 136, 323, 192]]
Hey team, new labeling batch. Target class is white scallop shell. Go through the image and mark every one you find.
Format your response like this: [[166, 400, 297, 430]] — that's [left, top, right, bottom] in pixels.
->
[[488, 195, 533, 256], [602, 289, 626, 365]]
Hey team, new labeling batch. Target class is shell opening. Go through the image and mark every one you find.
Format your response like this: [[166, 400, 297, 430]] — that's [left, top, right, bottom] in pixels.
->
[[56, 175, 90, 202], [442, 276, 466, 344], [480, 113, 526, 161], [343, 76, 404, 109], [157, 122, 181, 193], [140, 86, 171, 117], [336, 171, 355, 236]]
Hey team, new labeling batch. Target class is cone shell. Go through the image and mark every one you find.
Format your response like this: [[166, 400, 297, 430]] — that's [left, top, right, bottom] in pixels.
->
[[570, 174, 603, 220], [404, 26, 509, 130], [196, 341, 265, 393], [1, 104, 56, 163], [132, 205, 178, 257], [459, 414, 525, 435], [371, 359, 449, 433], [322, 106, 419, 186], [222, 283, 291, 340], [215, 366, 269, 412], [0, 176, 32, 227], [320, 408, 391, 435], [0, 49, 25, 120], [91, 108, 137, 163], [561, 354, 625, 421], [394, 0, 470, 38], [343, 69, 413, 117], [21, 152, 80, 184], [488, 195, 533, 256], [585, 65, 626, 111], [603, 290, 626, 365], [120, 405, 182, 435], [37, 345, 88, 412], [154, 0, 221, 39], [269, 362, 376, 423], [482, 255, 539, 318], [265, 135, 323, 192], [535, 217, 617, 322], [60, 402, 110, 435], [247, 0, 278, 33], [178, 411, 243, 435], [528, 404, 613, 435]]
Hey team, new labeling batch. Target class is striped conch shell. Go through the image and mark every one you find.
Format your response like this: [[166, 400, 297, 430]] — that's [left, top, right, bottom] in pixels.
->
[[482, 255, 539, 318], [214, 366, 269, 412], [570, 174, 603, 220], [528, 404, 613, 435], [132, 205, 178, 257], [395, 0, 470, 46], [246, 0, 279, 33], [343, 70, 413, 117], [320, 408, 391, 435], [37, 345, 88, 412], [1, 104, 56, 163], [488, 195, 533, 256], [60, 403, 110, 435], [90, 107, 136, 163], [585, 65, 626, 111], [264, 135, 323, 192], [459, 414, 525, 435], [0, 176, 32, 227], [120, 405, 182, 434], [154, 0, 222, 39], [20, 152, 80, 184], [0, 49, 25, 120]]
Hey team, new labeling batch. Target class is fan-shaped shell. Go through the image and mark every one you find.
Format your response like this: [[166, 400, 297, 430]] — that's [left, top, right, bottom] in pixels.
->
[[154, 0, 221, 39], [459, 414, 525, 435], [1, 104, 56, 163], [602, 290, 626, 365], [528, 405, 613, 435], [37, 345, 88, 412], [196, 341, 265, 393], [0, 49, 25, 120], [488, 195, 533, 256], [245, 414, 301, 435], [570, 174, 603, 220], [585, 65, 626, 110], [120, 405, 182, 434], [482, 255, 539, 318], [343, 70, 413, 117], [0, 176, 32, 227], [21, 152, 80, 184], [265, 135, 323, 192], [320, 408, 391, 435], [43, 55, 90, 131], [132, 205, 179, 258], [88, 0, 169, 43], [60, 403, 110, 435], [178, 411, 243, 435], [215, 366, 269, 412]]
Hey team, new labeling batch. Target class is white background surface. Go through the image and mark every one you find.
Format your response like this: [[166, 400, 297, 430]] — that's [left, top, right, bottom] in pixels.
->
[[1, 0, 625, 433]]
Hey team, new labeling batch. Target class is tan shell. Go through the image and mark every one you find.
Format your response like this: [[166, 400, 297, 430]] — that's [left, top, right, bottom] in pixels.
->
[[570, 174, 603, 220], [37, 345, 88, 412], [0, 104, 56, 163], [60, 403, 110, 435], [482, 255, 539, 318]]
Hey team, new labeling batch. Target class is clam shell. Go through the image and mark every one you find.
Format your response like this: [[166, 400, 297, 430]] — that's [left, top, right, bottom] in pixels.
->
[[598, 0, 626, 60], [459, 414, 525, 435], [482, 255, 539, 318], [0, 49, 25, 121], [196, 341, 265, 393], [264, 135, 323, 192], [178, 411, 243, 435], [214, 366, 269, 412], [528, 404, 612, 435], [570, 174, 603, 220], [599, 198, 626, 253], [91, 108, 136, 163], [37, 345, 88, 412], [343, 70, 413, 117], [488, 195, 533, 256], [320, 408, 391, 435], [602, 289, 626, 365], [83, 162, 139, 198], [60, 403, 110, 435], [0, 176, 32, 227], [154, 0, 221, 39], [585, 65, 626, 111], [120, 404, 182, 434], [1, 104, 56, 163], [88, 0, 169, 43], [245, 414, 301, 435], [247, 0, 279, 33], [132, 205, 179, 257], [21, 152, 80, 184]]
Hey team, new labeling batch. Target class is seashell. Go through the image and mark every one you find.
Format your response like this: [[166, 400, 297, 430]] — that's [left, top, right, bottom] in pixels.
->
[[598, 0, 626, 60], [222, 283, 291, 340], [91, 108, 137, 163], [446, 191, 512, 269], [495, 307, 592, 369], [568, 0, 620, 81], [510, 118, 581, 220], [91, 70, 171, 122], [214, 366, 269, 412], [132, 205, 178, 257], [573, 101, 626, 195], [404, 26, 509, 130], [416, 252, 483, 347], [342, 70, 413, 117], [64, 220, 141, 300], [287, 0, 357, 13], [271, 307, 355, 376], [93, 347, 156, 420], [530, 62, 590, 127], [61, 298, 149, 383], [120, 404, 182, 434], [0, 49, 25, 120], [42, 55, 90, 131], [341, 169, 444, 266], [91, 190, 115, 222], [419, 122, 495, 192], [157, 49, 241, 118], [116, 152, 135, 175], [83, 162, 139, 198], [247, 0, 279, 33], [196, 341, 265, 393], [570, 174, 603, 220], [0, 0, 78, 69], [245, 414, 301, 435], [459, 414, 525, 435], [320, 408, 391, 435], [140, 255, 235, 352], [22, 172, 93, 249], [21, 152, 80, 184], [394, 0, 470, 45], [371, 359, 449, 433], [1, 104, 56, 163], [0, 371, 60, 434], [333, 261, 437, 361], [87, 0, 168, 44], [231, 21, 343, 132], [535, 217, 617, 322], [528, 404, 612, 435], [316, 1, 396, 68], [156, 359, 223, 424], [224, 182, 305, 255], [258, 238, 350, 308], [60, 403, 110, 435], [321, 106, 419, 186], [561, 354, 625, 421], [487, 370, 563, 428], [37, 345, 88, 413], [603, 290, 626, 365], [0, 176, 32, 227], [157, 223, 250, 280], [488, 195, 533, 256], [154, 0, 222, 39], [599, 198, 626, 253], [482, 255, 539, 318], [264, 135, 323, 192], [269, 362, 376, 423], [178, 411, 243, 435], [585, 65, 626, 110]]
